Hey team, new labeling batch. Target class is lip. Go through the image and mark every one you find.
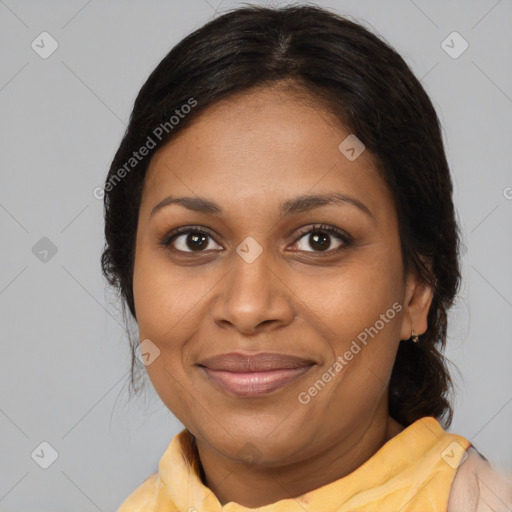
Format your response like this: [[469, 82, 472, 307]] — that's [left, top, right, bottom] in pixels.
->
[[197, 352, 315, 397], [201, 366, 313, 396], [199, 352, 315, 372]]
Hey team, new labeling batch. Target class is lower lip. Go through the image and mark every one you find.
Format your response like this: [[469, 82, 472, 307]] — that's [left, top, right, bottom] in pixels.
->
[[201, 366, 313, 397]]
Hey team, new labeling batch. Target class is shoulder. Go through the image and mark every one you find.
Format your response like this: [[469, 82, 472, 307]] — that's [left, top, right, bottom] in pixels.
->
[[447, 446, 512, 512], [116, 472, 162, 512]]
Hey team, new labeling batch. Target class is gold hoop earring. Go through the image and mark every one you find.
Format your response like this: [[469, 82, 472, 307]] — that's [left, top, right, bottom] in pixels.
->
[[411, 330, 419, 343]]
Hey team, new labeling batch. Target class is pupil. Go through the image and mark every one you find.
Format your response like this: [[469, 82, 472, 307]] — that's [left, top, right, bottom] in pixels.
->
[[310, 232, 330, 251], [187, 232, 208, 251], [183, 231, 332, 252]]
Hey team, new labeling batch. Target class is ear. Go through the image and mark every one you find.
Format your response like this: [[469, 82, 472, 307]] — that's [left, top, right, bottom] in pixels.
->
[[399, 271, 434, 341]]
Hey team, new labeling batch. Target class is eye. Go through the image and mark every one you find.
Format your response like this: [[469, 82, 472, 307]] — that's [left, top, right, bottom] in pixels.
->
[[291, 224, 352, 254], [160, 223, 352, 255], [161, 227, 222, 253]]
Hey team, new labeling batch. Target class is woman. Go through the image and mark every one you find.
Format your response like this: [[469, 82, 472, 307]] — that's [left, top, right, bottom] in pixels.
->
[[100, 4, 512, 511]]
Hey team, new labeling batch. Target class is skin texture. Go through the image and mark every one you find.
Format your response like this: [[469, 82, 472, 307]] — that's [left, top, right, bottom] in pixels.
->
[[132, 84, 433, 508]]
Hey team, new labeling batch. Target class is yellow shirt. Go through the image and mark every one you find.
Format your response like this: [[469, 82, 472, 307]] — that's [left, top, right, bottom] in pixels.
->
[[117, 416, 473, 511]]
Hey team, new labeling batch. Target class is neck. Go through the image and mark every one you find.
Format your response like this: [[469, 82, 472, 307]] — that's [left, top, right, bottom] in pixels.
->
[[195, 411, 404, 508]]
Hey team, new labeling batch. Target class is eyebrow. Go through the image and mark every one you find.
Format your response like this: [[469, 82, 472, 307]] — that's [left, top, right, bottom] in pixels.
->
[[150, 192, 374, 221]]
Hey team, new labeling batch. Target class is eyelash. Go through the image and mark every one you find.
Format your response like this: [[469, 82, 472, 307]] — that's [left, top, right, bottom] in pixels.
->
[[160, 223, 353, 256]]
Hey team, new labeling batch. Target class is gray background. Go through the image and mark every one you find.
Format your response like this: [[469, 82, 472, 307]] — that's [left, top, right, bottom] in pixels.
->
[[1, 0, 511, 510]]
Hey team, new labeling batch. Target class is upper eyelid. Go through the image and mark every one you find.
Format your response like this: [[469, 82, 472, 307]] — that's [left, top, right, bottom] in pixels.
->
[[166, 224, 350, 249]]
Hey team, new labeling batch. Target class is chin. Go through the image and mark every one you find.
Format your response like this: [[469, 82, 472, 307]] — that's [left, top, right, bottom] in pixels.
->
[[201, 424, 310, 467]]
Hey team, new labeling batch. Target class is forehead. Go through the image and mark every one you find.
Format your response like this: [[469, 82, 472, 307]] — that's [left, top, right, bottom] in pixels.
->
[[141, 85, 393, 218]]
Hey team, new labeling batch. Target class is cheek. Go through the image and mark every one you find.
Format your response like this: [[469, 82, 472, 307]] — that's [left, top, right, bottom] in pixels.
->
[[133, 245, 207, 341], [303, 262, 403, 419], [310, 253, 403, 336], [132, 247, 201, 415]]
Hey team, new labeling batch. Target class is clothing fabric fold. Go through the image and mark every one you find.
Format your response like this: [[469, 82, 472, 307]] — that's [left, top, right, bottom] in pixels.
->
[[117, 416, 511, 511]]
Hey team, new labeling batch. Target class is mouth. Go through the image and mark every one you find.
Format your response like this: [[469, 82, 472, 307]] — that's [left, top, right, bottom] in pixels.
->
[[197, 352, 315, 397]]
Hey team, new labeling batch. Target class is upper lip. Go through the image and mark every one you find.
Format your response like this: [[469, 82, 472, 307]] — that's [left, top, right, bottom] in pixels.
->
[[198, 352, 315, 372]]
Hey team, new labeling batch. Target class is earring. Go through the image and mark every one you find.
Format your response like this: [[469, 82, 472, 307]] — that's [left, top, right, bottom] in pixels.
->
[[411, 330, 419, 343]]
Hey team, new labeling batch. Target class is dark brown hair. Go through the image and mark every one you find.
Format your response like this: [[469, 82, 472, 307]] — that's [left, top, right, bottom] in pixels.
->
[[101, 3, 461, 428]]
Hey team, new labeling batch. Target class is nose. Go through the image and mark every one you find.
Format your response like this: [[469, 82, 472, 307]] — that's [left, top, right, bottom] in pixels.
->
[[210, 243, 296, 335]]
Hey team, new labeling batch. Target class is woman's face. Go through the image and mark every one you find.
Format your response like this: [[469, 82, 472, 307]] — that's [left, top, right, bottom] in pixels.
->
[[133, 85, 431, 467]]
